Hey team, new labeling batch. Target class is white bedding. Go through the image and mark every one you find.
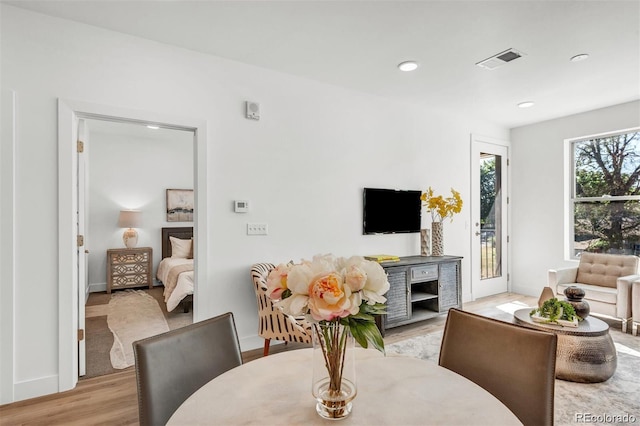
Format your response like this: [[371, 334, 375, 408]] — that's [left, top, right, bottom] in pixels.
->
[[157, 257, 194, 312]]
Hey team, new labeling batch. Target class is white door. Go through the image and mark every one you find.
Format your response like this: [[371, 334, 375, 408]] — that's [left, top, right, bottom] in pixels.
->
[[77, 119, 88, 376], [471, 136, 509, 299]]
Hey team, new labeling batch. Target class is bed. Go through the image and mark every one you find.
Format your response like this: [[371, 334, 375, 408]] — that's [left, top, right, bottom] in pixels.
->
[[157, 227, 194, 313]]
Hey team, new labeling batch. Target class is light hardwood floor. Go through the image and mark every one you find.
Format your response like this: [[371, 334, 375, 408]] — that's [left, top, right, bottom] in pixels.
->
[[0, 293, 536, 425]]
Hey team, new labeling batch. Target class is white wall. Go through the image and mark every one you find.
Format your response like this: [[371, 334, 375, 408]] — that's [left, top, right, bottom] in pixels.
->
[[510, 100, 640, 297], [87, 125, 194, 292], [0, 5, 507, 402]]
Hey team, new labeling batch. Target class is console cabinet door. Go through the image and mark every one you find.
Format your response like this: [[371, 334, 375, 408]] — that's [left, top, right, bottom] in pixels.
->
[[384, 267, 410, 325], [438, 261, 461, 311]]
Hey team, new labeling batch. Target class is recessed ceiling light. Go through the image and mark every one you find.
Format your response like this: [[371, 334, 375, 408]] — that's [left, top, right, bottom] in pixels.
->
[[518, 101, 535, 108], [398, 61, 419, 72], [570, 53, 590, 62], [146, 125, 160, 129]]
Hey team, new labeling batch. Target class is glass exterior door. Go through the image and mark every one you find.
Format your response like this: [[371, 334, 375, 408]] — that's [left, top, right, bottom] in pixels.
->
[[472, 138, 508, 298]]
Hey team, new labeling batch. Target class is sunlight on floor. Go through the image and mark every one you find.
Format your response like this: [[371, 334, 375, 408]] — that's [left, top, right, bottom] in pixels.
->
[[496, 301, 532, 315], [615, 343, 640, 358]]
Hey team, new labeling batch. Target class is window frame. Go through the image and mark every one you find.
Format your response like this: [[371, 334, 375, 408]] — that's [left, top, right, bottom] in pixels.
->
[[566, 127, 640, 259]]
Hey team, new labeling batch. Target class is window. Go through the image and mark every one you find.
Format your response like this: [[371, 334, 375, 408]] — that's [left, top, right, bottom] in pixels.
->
[[570, 129, 640, 258]]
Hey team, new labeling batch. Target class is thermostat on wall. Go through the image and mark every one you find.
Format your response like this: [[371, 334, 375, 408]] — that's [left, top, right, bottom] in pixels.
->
[[234, 200, 249, 213]]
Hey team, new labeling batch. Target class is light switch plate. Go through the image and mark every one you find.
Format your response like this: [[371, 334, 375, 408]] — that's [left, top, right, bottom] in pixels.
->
[[247, 223, 268, 235]]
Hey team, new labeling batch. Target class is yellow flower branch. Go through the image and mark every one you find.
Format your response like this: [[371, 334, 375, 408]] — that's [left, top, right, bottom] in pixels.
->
[[421, 186, 463, 223]]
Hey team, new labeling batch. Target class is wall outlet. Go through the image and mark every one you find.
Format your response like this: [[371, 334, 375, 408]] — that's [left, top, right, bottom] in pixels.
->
[[247, 223, 268, 235]]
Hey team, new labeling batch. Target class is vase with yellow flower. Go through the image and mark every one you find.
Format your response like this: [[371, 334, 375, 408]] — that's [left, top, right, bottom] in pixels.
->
[[421, 187, 463, 256], [266, 254, 389, 420]]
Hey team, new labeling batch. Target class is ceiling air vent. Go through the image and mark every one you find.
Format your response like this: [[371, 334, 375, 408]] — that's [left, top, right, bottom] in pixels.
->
[[476, 48, 525, 70]]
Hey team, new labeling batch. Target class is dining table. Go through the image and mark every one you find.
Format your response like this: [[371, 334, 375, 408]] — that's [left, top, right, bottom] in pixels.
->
[[167, 347, 522, 425]]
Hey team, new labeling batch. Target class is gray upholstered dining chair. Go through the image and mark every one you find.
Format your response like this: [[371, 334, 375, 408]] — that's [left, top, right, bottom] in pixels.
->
[[251, 263, 313, 356], [439, 308, 557, 426], [133, 312, 243, 426]]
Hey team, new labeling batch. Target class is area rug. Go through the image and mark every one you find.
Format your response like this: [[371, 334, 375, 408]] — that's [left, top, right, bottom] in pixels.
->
[[386, 313, 640, 425], [107, 290, 170, 369]]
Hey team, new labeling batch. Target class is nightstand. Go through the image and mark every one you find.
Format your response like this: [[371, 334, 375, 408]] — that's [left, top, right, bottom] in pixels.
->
[[106, 247, 153, 293]]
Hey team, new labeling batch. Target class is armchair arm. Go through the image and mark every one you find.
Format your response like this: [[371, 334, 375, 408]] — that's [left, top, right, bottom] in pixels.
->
[[548, 267, 578, 287], [616, 274, 640, 319]]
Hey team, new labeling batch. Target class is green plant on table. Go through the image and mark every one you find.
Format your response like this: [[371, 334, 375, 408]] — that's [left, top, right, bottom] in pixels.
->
[[530, 298, 578, 322]]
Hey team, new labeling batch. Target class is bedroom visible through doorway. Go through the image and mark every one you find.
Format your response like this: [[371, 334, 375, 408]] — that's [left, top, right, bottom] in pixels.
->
[[58, 98, 209, 393], [80, 118, 196, 379]]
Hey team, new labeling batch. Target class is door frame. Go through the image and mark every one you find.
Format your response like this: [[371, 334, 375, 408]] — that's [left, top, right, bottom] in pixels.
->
[[1, 90, 16, 404], [57, 99, 208, 392], [470, 134, 511, 300]]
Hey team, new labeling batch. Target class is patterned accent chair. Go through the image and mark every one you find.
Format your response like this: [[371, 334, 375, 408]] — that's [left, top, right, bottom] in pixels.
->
[[250, 263, 312, 356]]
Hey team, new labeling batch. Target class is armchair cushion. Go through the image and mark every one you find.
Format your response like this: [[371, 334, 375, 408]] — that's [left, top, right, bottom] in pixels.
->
[[575, 253, 638, 288]]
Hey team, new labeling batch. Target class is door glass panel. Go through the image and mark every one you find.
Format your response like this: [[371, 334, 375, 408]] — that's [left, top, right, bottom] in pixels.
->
[[480, 153, 502, 280]]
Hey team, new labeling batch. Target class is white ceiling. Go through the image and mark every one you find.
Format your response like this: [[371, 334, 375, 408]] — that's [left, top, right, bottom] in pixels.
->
[[5, 0, 640, 128]]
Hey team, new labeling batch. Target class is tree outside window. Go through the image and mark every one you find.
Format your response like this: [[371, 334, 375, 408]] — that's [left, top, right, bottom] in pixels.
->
[[572, 130, 640, 257]]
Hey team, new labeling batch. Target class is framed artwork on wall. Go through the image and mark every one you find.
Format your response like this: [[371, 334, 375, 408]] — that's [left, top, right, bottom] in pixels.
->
[[166, 189, 194, 222]]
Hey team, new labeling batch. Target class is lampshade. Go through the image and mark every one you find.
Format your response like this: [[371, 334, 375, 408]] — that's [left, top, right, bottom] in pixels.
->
[[117, 210, 142, 228], [118, 210, 142, 248]]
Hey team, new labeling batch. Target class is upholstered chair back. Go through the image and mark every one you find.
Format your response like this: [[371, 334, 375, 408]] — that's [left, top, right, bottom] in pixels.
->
[[576, 253, 639, 289], [133, 312, 242, 426], [439, 309, 557, 426]]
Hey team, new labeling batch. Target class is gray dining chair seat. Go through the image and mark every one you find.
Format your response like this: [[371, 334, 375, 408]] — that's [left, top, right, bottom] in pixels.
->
[[133, 312, 243, 426]]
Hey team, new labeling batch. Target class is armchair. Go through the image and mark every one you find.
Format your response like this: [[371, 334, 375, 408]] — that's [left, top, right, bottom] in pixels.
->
[[250, 263, 312, 356], [548, 253, 639, 332]]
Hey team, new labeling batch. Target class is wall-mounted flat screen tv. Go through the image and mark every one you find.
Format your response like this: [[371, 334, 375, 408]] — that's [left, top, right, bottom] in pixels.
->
[[363, 188, 422, 235]]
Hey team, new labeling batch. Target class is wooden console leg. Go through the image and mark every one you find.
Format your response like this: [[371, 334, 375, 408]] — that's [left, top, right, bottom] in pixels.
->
[[263, 339, 271, 357]]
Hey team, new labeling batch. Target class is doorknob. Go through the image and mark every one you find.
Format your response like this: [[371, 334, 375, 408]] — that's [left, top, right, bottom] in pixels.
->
[[475, 231, 481, 236]]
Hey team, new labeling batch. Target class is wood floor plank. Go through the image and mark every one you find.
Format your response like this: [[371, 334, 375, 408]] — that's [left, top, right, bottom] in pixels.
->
[[0, 293, 536, 425]]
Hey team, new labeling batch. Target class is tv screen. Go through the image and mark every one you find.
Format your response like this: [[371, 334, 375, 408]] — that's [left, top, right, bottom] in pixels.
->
[[363, 188, 422, 235]]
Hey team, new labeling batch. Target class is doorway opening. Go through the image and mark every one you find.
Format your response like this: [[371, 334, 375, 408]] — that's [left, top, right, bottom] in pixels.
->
[[81, 118, 195, 379], [471, 135, 509, 299], [58, 99, 209, 392]]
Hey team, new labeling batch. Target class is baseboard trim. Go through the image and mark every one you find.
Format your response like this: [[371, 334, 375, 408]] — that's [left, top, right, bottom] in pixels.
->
[[511, 283, 538, 297], [14, 374, 59, 402], [239, 334, 264, 353]]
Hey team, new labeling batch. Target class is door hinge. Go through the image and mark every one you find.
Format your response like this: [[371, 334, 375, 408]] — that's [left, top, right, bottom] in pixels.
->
[[507, 273, 510, 282], [77, 235, 84, 247], [507, 158, 510, 166], [507, 235, 510, 243], [507, 196, 510, 204], [77, 140, 84, 153], [78, 329, 84, 341]]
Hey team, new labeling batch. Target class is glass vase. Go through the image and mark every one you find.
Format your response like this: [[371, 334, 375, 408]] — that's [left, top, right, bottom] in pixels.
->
[[311, 321, 357, 420], [432, 221, 444, 256]]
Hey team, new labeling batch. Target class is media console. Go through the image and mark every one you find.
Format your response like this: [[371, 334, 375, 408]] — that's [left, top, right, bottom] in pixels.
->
[[378, 255, 462, 334]]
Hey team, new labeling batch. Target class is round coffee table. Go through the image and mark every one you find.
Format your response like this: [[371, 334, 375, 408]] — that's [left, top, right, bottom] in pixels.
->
[[513, 308, 617, 383]]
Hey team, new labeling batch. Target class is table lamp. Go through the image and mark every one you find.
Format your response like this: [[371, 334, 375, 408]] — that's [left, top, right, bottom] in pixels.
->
[[118, 210, 142, 248]]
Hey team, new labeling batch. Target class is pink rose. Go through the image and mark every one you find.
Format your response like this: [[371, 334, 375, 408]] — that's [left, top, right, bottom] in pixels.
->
[[265, 263, 291, 300]]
